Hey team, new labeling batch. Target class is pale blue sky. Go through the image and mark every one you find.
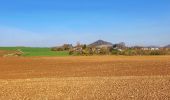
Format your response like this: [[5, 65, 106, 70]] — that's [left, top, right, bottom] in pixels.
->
[[0, 0, 170, 47]]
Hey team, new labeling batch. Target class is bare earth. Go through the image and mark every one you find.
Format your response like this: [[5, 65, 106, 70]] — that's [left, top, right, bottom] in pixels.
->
[[0, 56, 170, 99]]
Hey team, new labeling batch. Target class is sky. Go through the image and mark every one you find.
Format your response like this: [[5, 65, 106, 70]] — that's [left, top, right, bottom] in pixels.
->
[[0, 0, 170, 47]]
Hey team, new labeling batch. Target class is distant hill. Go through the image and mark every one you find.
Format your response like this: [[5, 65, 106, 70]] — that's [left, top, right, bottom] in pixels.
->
[[89, 40, 113, 47], [131, 45, 160, 48], [164, 44, 170, 48], [146, 46, 160, 48]]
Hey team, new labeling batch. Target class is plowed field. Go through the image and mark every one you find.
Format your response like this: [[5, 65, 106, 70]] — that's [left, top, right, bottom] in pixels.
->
[[0, 56, 170, 99]]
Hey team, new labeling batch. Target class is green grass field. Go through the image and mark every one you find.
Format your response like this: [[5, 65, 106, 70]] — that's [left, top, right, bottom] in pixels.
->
[[0, 47, 69, 57]]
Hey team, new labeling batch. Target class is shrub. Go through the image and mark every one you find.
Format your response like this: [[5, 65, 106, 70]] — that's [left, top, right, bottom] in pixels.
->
[[99, 48, 110, 55], [51, 47, 64, 51], [112, 49, 120, 55]]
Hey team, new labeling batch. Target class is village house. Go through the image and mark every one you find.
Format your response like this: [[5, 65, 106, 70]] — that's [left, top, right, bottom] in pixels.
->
[[113, 42, 126, 51]]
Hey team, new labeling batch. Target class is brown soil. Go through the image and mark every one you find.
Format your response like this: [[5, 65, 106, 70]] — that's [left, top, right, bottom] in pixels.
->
[[0, 50, 15, 57], [0, 56, 170, 99], [0, 56, 170, 79]]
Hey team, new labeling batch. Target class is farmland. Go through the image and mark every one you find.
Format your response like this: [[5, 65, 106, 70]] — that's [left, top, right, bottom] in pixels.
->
[[0, 47, 69, 57], [0, 56, 170, 99]]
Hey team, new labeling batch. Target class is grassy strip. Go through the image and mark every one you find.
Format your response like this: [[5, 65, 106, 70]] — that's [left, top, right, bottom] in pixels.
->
[[0, 47, 69, 57]]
